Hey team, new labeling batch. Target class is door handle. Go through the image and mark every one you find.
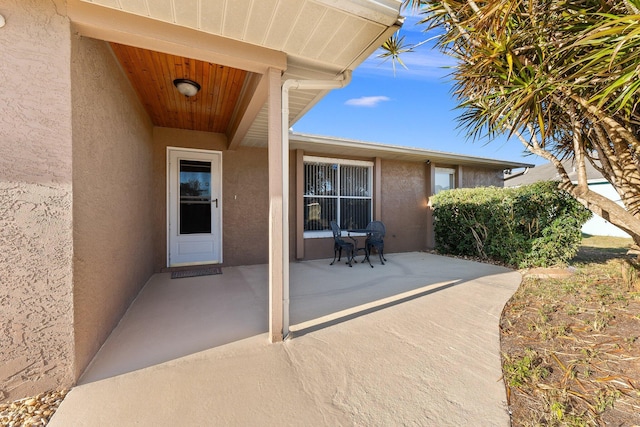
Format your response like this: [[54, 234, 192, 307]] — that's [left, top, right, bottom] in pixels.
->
[[212, 198, 218, 208]]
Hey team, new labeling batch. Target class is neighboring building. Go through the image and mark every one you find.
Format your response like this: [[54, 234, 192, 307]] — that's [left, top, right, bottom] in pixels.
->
[[0, 0, 531, 401], [504, 160, 630, 238]]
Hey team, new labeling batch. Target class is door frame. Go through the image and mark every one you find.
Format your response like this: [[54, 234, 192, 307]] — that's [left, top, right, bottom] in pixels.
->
[[166, 147, 223, 267]]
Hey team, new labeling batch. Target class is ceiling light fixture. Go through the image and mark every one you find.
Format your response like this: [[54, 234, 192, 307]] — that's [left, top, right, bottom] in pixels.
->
[[173, 78, 201, 97]]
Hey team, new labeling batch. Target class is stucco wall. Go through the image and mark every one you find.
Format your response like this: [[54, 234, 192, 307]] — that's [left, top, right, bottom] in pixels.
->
[[152, 128, 271, 268], [223, 148, 271, 265], [71, 36, 156, 379], [149, 134, 506, 267], [461, 166, 504, 188], [0, 0, 75, 402], [380, 160, 429, 253], [303, 158, 430, 259]]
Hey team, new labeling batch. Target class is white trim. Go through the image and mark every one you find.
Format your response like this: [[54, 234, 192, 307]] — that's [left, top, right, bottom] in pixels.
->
[[303, 156, 373, 236], [167, 146, 220, 156], [314, 0, 402, 26], [435, 167, 456, 174], [303, 230, 368, 238], [304, 155, 373, 167], [166, 147, 223, 267], [291, 132, 535, 169], [434, 167, 456, 194], [304, 230, 333, 239]]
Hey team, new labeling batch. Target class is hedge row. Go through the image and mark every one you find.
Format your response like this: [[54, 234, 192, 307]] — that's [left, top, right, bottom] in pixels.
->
[[431, 181, 592, 268]]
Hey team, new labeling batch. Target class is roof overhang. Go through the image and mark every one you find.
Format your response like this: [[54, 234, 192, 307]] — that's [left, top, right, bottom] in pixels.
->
[[67, 0, 404, 148], [290, 132, 535, 169]]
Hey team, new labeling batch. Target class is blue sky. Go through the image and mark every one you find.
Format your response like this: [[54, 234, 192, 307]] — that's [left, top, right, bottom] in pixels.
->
[[294, 15, 545, 166]]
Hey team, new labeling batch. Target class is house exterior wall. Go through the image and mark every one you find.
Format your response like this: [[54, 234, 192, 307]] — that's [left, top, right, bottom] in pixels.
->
[[380, 160, 430, 253], [152, 128, 271, 268], [461, 166, 504, 188], [301, 158, 430, 259], [71, 36, 157, 379], [0, 0, 75, 401], [301, 161, 507, 258]]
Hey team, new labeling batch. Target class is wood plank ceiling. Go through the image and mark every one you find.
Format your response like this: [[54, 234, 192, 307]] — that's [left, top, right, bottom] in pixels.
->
[[110, 42, 248, 133]]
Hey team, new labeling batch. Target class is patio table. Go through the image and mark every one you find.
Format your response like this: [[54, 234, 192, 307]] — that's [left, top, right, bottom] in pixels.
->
[[347, 229, 373, 267]]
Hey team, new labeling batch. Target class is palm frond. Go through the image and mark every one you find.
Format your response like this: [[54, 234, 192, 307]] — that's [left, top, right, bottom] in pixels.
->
[[377, 31, 413, 75]]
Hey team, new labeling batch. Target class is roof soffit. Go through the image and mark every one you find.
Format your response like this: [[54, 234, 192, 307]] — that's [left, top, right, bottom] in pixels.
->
[[290, 133, 535, 169], [72, 0, 401, 74], [68, 0, 287, 73], [69, 0, 403, 146]]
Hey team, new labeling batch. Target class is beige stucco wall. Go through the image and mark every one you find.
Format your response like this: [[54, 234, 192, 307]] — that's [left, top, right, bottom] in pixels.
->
[[380, 160, 429, 253], [71, 36, 156, 378], [302, 158, 430, 260], [152, 128, 271, 268], [0, 0, 75, 402], [300, 160, 506, 258], [223, 147, 271, 265], [461, 165, 505, 188]]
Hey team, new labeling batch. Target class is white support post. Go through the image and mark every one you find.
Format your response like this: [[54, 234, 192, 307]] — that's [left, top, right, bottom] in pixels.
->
[[267, 68, 284, 343]]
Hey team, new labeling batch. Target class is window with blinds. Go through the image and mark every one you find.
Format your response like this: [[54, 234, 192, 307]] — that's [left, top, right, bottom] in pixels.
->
[[303, 157, 373, 232]]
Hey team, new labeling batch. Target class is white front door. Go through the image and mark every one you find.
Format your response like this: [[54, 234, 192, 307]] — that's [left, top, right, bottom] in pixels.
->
[[168, 148, 222, 267]]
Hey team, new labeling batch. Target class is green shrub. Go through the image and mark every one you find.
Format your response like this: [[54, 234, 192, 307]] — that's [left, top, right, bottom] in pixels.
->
[[431, 181, 592, 268]]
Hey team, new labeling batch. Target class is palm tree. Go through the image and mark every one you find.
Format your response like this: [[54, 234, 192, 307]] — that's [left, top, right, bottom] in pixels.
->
[[386, 0, 640, 245]]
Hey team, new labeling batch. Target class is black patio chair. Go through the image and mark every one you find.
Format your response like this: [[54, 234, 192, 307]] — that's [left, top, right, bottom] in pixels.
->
[[365, 221, 386, 266], [329, 221, 354, 267]]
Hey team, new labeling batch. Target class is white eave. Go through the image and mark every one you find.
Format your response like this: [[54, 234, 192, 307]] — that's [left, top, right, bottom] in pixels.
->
[[315, 0, 405, 26], [290, 132, 535, 169], [70, 0, 404, 147]]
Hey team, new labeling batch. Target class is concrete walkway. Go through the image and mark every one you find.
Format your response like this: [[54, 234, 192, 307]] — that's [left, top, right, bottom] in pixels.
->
[[50, 252, 521, 426]]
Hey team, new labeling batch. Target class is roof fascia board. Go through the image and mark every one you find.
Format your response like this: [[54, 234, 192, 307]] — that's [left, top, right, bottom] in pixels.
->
[[286, 20, 403, 126], [290, 132, 535, 169], [314, 0, 403, 26], [344, 19, 404, 72], [67, 0, 286, 74]]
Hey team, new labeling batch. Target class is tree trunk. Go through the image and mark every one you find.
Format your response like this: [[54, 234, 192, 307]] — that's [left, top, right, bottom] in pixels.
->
[[559, 181, 640, 245]]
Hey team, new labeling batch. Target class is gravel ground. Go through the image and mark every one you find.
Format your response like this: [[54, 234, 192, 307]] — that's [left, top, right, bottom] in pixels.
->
[[0, 390, 68, 426]]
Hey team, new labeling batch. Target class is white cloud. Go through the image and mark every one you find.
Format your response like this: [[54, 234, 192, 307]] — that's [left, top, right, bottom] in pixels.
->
[[344, 96, 391, 107]]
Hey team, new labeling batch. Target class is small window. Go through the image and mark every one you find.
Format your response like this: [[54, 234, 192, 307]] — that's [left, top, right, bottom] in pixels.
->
[[435, 167, 456, 194], [304, 156, 373, 233]]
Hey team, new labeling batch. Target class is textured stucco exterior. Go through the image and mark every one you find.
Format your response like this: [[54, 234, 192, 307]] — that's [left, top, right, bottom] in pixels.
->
[[0, 0, 515, 403], [380, 160, 430, 253], [71, 35, 156, 378], [301, 160, 507, 258], [0, 0, 75, 401], [152, 128, 272, 268], [461, 166, 505, 188], [302, 158, 431, 260]]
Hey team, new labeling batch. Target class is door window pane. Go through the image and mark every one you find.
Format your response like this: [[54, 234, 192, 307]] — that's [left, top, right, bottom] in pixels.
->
[[180, 160, 211, 234]]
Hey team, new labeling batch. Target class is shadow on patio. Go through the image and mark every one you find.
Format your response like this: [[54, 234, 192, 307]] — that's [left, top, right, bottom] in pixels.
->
[[79, 251, 511, 384]]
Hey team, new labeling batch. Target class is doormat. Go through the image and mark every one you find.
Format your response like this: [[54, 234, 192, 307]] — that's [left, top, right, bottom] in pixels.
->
[[171, 267, 222, 279]]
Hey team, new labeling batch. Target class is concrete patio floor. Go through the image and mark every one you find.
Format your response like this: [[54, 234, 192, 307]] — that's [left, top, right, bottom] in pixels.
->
[[50, 252, 521, 426]]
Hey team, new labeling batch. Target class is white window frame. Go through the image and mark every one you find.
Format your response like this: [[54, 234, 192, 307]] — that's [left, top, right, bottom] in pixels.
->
[[435, 167, 456, 194], [303, 156, 374, 238]]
